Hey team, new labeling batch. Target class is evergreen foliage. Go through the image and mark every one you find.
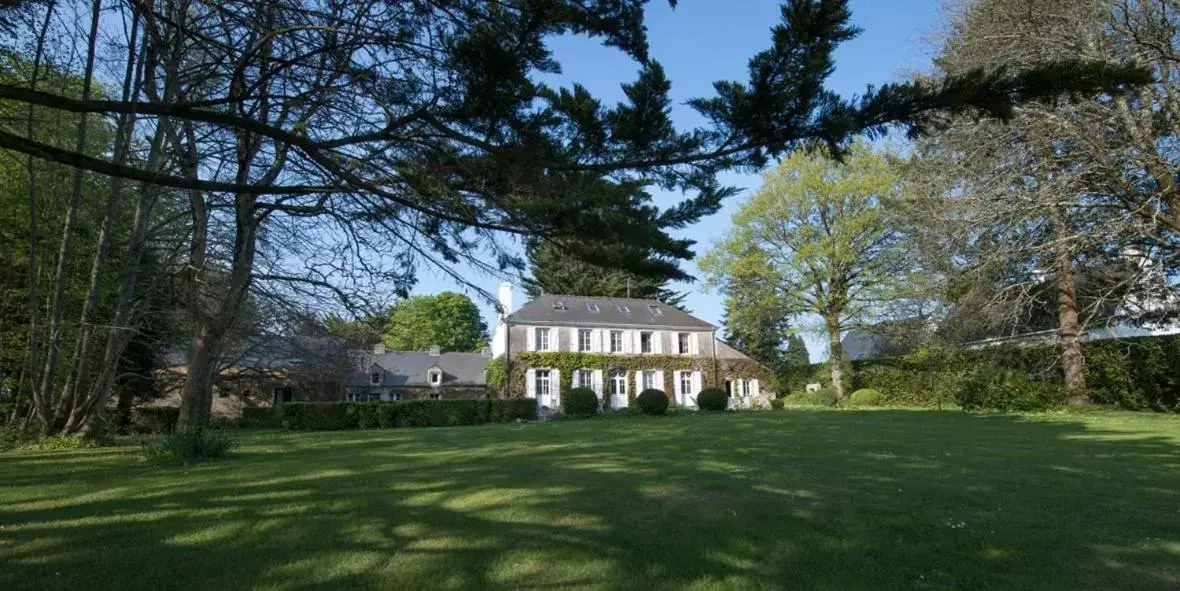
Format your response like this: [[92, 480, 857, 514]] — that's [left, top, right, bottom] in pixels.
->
[[563, 387, 600, 418], [636, 389, 670, 415]]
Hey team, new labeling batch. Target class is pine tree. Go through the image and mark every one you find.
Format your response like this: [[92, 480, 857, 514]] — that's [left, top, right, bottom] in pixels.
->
[[522, 240, 688, 307]]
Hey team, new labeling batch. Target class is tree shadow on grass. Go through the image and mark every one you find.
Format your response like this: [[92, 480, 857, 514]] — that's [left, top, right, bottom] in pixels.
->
[[1, 411, 1178, 590]]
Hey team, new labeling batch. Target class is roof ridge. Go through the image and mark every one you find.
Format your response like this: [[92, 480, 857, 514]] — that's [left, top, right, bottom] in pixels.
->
[[536, 294, 663, 303]]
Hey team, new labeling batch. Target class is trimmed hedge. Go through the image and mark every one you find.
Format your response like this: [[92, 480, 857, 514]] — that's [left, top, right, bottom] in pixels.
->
[[636, 389, 669, 415], [279, 399, 537, 431], [697, 388, 728, 411], [562, 387, 599, 418], [848, 388, 884, 407], [241, 407, 280, 428], [784, 388, 838, 407], [133, 406, 180, 434]]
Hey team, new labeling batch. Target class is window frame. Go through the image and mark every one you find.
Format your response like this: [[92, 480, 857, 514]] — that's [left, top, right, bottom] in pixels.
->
[[586, 303, 600, 313], [648, 304, 663, 316], [429, 393, 441, 400], [640, 331, 653, 353], [578, 328, 592, 352], [609, 330, 624, 353], [642, 370, 656, 390], [576, 369, 593, 389], [609, 370, 627, 396], [741, 380, 751, 397], [679, 372, 692, 396], [369, 371, 381, 385], [535, 327, 551, 351], [677, 332, 690, 355], [616, 304, 630, 313], [535, 369, 551, 397]]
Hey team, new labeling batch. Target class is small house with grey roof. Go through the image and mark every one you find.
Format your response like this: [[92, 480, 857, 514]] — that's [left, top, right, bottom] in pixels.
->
[[490, 283, 772, 412], [343, 344, 492, 402]]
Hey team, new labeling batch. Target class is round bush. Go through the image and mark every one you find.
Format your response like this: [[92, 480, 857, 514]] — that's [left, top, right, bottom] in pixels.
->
[[697, 388, 728, 411], [848, 388, 884, 407], [771, 397, 785, 410], [636, 389, 670, 415], [562, 387, 599, 418]]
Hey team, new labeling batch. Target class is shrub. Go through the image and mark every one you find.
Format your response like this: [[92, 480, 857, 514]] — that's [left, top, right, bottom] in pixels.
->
[[848, 388, 884, 407], [240, 407, 280, 428], [489, 398, 537, 422], [375, 403, 398, 428], [783, 388, 837, 407], [17, 435, 101, 452], [770, 397, 785, 410], [636, 389, 670, 415], [142, 429, 235, 465], [0, 403, 13, 425], [957, 369, 1067, 412], [562, 387, 599, 418], [132, 406, 180, 434], [697, 388, 728, 411], [279, 403, 353, 431]]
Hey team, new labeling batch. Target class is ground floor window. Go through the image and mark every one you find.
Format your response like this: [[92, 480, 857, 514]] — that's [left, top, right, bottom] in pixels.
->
[[576, 369, 593, 389], [742, 380, 751, 397], [610, 370, 626, 396], [429, 393, 441, 400], [536, 369, 551, 398], [641, 370, 657, 390], [679, 372, 692, 397]]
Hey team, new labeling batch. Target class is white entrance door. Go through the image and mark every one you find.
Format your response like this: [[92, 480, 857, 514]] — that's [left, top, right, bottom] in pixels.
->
[[609, 370, 628, 408]]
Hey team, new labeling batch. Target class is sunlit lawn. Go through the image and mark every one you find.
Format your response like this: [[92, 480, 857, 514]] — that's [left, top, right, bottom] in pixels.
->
[[1, 410, 1178, 590]]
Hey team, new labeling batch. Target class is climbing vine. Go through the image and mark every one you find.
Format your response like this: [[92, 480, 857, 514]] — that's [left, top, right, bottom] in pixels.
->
[[495, 352, 775, 402]]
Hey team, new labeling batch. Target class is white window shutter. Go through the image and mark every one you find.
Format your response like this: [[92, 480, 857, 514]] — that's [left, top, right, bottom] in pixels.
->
[[570, 370, 577, 388], [655, 370, 664, 392], [526, 368, 536, 398], [692, 371, 702, 393], [652, 331, 662, 354], [690, 332, 700, 355], [632, 330, 641, 353], [527, 327, 536, 352], [751, 379, 760, 397], [592, 369, 603, 397], [552, 369, 561, 398]]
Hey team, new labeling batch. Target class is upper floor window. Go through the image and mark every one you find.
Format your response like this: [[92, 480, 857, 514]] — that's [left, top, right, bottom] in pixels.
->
[[578, 329, 592, 352], [678, 333, 691, 355], [617, 304, 630, 313], [640, 331, 653, 353], [587, 303, 600, 313], [370, 371, 381, 385], [609, 330, 624, 353], [429, 369, 441, 385], [535, 369, 551, 397], [648, 304, 663, 316], [535, 327, 551, 351]]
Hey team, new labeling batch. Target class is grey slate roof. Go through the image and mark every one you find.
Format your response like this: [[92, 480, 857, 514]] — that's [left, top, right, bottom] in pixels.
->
[[345, 351, 489, 388], [507, 294, 715, 330]]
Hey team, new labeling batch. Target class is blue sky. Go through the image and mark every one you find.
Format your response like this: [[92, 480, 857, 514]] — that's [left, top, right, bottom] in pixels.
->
[[410, 0, 944, 362]]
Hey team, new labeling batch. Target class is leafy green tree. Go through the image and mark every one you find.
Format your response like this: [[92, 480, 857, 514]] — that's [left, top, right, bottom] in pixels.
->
[[384, 293, 488, 353], [783, 333, 811, 390], [701, 142, 911, 398], [721, 276, 790, 377], [522, 240, 687, 307]]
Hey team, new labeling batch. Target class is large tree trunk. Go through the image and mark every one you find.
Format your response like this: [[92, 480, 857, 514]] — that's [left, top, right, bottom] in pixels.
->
[[1056, 249, 1089, 403], [24, 0, 57, 433], [37, 0, 102, 435], [825, 313, 845, 398]]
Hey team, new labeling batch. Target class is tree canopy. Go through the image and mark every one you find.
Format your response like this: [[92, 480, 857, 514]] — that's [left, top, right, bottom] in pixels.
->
[[522, 239, 687, 307], [384, 293, 488, 353]]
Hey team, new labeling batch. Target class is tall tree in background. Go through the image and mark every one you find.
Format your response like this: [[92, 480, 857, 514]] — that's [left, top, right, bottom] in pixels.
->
[[384, 293, 488, 353], [0, 0, 1150, 431], [702, 142, 912, 398], [784, 334, 811, 389], [522, 240, 687, 306], [721, 275, 791, 383], [907, 0, 1180, 400]]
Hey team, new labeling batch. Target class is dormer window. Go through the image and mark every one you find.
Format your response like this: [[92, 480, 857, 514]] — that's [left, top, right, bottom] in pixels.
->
[[648, 304, 663, 316], [587, 303, 599, 313], [553, 300, 568, 310], [617, 304, 630, 313], [369, 371, 381, 385], [428, 368, 442, 387]]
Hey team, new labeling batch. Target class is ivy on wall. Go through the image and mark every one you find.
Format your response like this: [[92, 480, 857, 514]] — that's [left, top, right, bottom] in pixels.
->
[[492, 352, 774, 402]]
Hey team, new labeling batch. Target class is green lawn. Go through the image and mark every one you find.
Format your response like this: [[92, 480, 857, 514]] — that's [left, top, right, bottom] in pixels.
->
[[2, 411, 1179, 590]]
